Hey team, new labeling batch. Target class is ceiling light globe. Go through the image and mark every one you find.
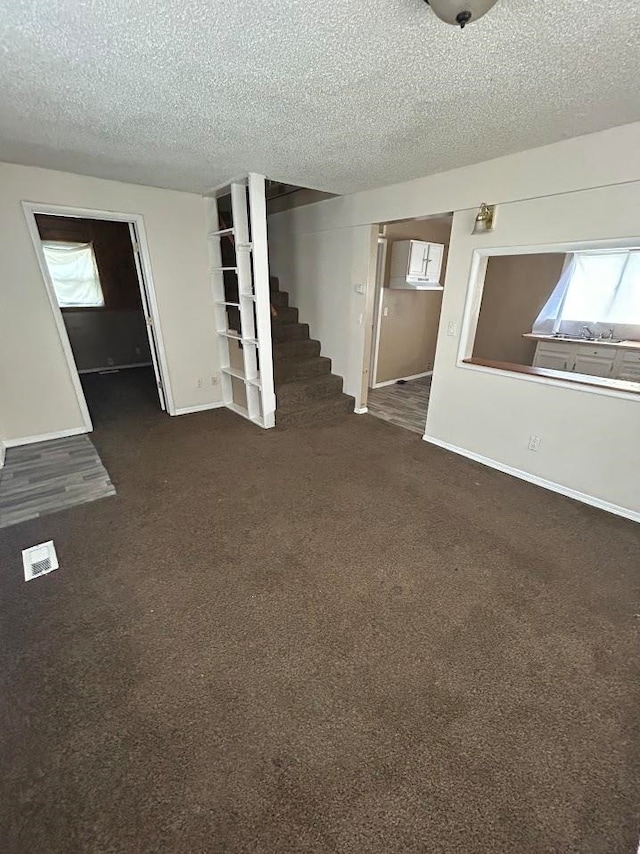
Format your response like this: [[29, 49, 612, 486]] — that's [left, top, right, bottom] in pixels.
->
[[426, 0, 499, 27]]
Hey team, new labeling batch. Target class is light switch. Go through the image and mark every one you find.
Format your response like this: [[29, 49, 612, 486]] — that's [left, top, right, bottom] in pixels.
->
[[383, 306, 389, 317], [354, 283, 366, 294]]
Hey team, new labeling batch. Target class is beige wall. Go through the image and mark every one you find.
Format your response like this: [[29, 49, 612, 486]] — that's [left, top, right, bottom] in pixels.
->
[[268, 122, 640, 520], [375, 217, 451, 384], [0, 162, 221, 442], [472, 253, 565, 365]]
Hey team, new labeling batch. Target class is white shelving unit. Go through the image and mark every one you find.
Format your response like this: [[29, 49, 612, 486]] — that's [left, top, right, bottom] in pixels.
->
[[205, 174, 276, 428]]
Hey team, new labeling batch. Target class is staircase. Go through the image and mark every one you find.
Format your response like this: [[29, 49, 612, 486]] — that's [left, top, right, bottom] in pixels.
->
[[270, 276, 354, 427]]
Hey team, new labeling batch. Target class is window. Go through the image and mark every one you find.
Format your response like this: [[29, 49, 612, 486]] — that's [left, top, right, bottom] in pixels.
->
[[42, 241, 104, 308], [533, 250, 640, 333]]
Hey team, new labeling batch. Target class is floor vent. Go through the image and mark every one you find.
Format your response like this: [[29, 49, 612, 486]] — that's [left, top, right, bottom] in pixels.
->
[[22, 541, 59, 582]]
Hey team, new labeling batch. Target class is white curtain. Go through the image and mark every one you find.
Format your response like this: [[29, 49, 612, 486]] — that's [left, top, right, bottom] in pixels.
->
[[42, 241, 104, 307], [605, 251, 640, 323], [532, 250, 640, 332], [532, 255, 576, 334]]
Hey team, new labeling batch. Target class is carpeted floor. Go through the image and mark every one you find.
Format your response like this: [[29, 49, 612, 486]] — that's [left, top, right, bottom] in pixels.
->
[[0, 370, 638, 853]]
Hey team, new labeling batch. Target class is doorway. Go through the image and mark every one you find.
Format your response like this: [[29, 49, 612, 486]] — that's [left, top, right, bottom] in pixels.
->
[[364, 213, 453, 434], [23, 204, 172, 430]]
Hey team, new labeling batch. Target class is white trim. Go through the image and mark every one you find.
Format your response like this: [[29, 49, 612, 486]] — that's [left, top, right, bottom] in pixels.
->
[[21, 205, 94, 433], [454, 236, 640, 403], [129, 219, 173, 412], [423, 434, 640, 524], [354, 406, 368, 414], [171, 401, 225, 416], [21, 201, 175, 419], [248, 173, 277, 428], [4, 426, 88, 448], [369, 236, 388, 391], [0, 439, 5, 469], [372, 370, 432, 389], [207, 175, 248, 197], [459, 236, 640, 363]]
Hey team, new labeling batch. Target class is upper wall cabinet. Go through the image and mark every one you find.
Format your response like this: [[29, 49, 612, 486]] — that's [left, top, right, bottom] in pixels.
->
[[389, 240, 444, 290]]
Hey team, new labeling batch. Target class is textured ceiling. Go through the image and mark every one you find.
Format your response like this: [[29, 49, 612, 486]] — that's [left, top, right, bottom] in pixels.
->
[[1, 0, 639, 195]]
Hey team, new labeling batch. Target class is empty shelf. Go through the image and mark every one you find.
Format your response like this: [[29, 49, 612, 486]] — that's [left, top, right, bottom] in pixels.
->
[[216, 330, 259, 345], [221, 367, 262, 387]]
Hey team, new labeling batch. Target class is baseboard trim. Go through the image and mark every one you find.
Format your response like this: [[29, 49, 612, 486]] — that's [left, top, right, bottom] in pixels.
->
[[4, 426, 89, 448], [171, 401, 225, 416], [423, 435, 640, 524], [354, 406, 368, 414], [372, 371, 432, 389], [0, 440, 5, 469]]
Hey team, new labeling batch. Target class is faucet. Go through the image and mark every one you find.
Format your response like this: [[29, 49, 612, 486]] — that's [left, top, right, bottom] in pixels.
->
[[581, 325, 594, 339]]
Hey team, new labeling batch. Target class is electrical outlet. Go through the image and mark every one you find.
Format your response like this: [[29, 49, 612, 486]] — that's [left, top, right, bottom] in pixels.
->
[[196, 378, 203, 389], [447, 321, 457, 337], [383, 306, 389, 317], [528, 435, 541, 452]]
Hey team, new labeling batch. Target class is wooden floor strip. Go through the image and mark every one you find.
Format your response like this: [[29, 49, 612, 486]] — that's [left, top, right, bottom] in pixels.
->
[[0, 435, 115, 528], [367, 376, 431, 435]]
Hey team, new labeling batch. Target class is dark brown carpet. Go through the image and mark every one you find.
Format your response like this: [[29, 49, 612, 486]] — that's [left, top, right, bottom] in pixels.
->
[[1, 369, 638, 853]]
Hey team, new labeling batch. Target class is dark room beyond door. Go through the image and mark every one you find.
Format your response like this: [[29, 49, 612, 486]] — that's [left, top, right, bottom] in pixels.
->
[[35, 214, 152, 374]]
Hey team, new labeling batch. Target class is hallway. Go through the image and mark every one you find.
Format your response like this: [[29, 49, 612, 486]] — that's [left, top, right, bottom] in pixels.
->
[[367, 375, 431, 434], [81, 366, 162, 429]]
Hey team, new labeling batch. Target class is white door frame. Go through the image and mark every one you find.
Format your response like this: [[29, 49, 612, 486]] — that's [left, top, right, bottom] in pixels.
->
[[21, 201, 175, 429], [369, 234, 388, 391]]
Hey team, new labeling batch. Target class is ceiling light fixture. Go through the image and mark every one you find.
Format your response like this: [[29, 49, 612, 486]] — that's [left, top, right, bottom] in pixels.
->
[[424, 0, 500, 28], [472, 202, 496, 234]]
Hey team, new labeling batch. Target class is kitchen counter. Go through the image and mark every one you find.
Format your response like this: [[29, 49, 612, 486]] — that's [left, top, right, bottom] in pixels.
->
[[523, 333, 640, 351]]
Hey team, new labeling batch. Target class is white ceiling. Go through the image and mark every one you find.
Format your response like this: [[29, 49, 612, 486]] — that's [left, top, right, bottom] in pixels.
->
[[1, 0, 639, 195]]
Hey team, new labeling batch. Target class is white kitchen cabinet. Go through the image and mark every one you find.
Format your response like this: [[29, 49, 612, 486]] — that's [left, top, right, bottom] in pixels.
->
[[532, 341, 572, 371], [532, 338, 640, 382], [572, 354, 614, 377], [614, 350, 640, 381], [534, 351, 571, 371], [389, 240, 444, 290]]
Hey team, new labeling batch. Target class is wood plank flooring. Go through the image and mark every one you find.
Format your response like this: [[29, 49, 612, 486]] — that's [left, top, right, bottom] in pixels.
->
[[0, 435, 115, 529], [367, 376, 431, 434]]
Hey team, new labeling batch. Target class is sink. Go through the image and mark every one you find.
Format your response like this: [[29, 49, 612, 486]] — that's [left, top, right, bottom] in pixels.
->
[[552, 334, 624, 344]]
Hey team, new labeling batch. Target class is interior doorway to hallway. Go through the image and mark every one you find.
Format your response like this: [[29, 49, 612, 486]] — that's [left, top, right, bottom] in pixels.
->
[[23, 203, 172, 430], [363, 212, 453, 435]]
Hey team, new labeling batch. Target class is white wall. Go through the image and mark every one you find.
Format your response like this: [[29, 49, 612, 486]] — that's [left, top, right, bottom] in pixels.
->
[[267, 122, 640, 520], [427, 181, 640, 519], [0, 162, 221, 442]]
